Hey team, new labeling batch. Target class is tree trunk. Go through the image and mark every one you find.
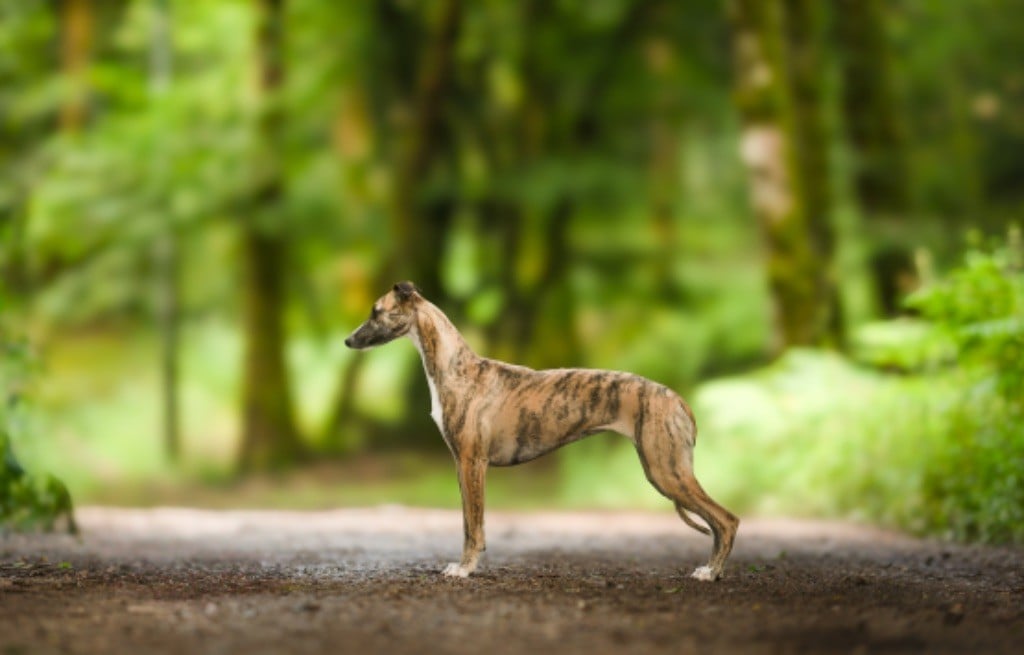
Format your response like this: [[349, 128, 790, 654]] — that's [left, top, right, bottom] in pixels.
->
[[781, 0, 843, 344], [239, 230, 303, 471], [835, 0, 909, 215], [321, 0, 462, 452], [728, 0, 823, 351], [524, 199, 582, 369], [59, 0, 93, 133], [493, 0, 650, 368], [646, 33, 685, 305], [155, 234, 181, 462], [392, 0, 461, 300], [149, 0, 181, 463], [388, 0, 461, 450], [237, 0, 303, 472], [835, 0, 915, 316]]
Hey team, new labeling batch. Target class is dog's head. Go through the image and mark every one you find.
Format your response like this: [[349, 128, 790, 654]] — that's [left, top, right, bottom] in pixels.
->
[[344, 281, 420, 350]]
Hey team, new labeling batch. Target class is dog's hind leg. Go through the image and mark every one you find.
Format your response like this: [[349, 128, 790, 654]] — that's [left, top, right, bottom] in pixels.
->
[[675, 503, 711, 536], [634, 402, 738, 581], [672, 475, 739, 581]]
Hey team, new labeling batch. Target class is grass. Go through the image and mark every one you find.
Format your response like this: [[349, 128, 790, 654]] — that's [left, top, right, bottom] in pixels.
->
[[13, 322, 565, 510], [12, 322, 958, 532]]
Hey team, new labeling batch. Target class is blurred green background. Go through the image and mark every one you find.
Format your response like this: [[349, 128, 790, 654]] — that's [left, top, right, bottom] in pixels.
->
[[1, 0, 1022, 543]]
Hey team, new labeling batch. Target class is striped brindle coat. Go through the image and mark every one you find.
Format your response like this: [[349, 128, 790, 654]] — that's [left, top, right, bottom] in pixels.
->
[[345, 282, 739, 581]]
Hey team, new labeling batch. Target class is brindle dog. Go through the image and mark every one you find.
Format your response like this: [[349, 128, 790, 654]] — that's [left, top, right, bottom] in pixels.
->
[[345, 282, 739, 581]]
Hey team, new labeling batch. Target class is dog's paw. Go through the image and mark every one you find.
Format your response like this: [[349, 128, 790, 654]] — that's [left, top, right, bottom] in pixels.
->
[[690, 565, 719, 582], [442, 562, 472, 578]]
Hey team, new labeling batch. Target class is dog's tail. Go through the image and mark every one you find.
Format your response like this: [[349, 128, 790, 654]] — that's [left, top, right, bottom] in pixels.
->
[[675, 504, 712, 536]]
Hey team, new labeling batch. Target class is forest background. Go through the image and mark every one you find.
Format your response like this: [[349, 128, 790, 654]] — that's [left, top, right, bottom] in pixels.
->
[[1, 0, 1021, 545]]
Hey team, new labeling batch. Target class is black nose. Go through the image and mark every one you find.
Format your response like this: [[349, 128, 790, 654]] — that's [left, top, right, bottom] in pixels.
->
[[344, 336, 353, 348]]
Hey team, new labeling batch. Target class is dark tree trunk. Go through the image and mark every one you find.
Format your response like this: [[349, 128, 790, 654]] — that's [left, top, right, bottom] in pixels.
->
[[149, 0, 181, 463], [524, 198, 582, 369], [646, 31, 685, 305], [488, 0, 651, 368], [835, 0, 915, 316], [237, 0, 304, 471], [239, 230, 303, 471], [781, 0, 843, 344], [156, 233, 181, 463], [322, 0, 462, 451], [392, 0, 461, 300], [835, 0, 909, 215], [389, 0, 461, 450]]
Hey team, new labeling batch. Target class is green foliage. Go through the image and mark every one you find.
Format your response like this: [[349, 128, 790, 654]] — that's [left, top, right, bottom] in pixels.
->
[[689, 349, 944, 524], [1, 0, 1024, 545], [0, 455, 78, 534], [849, 319, 954, 371], [0, 304, 77, 533], [907, 229, 1024, 543]]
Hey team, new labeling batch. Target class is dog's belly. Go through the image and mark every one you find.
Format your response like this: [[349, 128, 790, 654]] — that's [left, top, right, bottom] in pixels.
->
[[485, 412, 633, 466]]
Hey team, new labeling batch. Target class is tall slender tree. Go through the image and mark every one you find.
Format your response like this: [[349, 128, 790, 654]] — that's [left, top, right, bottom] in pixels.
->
[[149, 0, 181, 462], [238, 0, 304, 471]]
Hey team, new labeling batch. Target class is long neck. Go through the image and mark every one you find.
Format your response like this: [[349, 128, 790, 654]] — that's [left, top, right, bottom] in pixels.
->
[[409, 300, 475, 385]]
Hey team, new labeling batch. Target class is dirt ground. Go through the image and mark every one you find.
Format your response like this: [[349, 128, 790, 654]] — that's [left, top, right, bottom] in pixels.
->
[[1, 507, 1022, 654]]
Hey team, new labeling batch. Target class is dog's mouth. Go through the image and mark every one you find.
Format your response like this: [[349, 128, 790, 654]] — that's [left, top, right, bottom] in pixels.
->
[[344, 334, 378, 350], [344, 328, 397, 350]]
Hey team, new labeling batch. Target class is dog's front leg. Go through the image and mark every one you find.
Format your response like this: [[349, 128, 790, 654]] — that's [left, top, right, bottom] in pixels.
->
[[443, 456, 487, 578]]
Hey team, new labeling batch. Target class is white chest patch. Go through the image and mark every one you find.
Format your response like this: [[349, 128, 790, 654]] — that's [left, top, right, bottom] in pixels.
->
[[424, 367, 444, 433], [410, 327, 445, 434]]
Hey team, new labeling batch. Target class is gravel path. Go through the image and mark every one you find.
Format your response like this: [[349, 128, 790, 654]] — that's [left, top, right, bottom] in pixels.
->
[[2, 507, 1022, 654]]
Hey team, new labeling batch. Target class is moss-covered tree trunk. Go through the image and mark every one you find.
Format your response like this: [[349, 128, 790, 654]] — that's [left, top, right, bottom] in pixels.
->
[[728, 0, 823, 351], [238, 0, 303, 472]]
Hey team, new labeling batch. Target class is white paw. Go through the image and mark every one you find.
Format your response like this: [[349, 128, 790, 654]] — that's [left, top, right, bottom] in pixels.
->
[[442, 562, 472, 578], [690, 565, 719, 582]]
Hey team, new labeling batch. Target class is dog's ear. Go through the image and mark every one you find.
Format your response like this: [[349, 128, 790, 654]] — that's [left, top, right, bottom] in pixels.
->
[[393, 281, 418, 302]]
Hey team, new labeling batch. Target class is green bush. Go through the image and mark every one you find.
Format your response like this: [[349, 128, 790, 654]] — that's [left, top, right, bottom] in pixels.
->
[[0, 301, 77, 534], [689, 349, 948, 526], [909, 229, 1024, 543]]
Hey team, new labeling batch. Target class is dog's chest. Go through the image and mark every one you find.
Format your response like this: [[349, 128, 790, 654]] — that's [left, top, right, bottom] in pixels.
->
[[410, 328, 448, 437], [424, 369, 444, 433]]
